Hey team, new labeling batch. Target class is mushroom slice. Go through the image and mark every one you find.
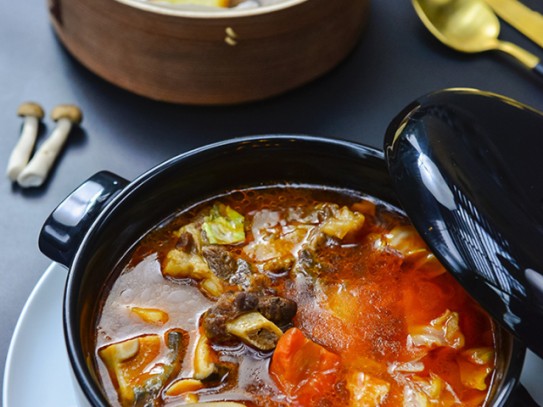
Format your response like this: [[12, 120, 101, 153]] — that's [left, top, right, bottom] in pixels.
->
[[100, 337, 140, 363], [99, 330, 188, 406], [98, 335, 161, 405], [130, 307, 169, 325], [165, 378, 204, 397], [200, 274, 225, 298], [225, 311, 283, 351], [163, 247, 225, 298], [193, 333, 218, 380], [163, 249, 211, 280]]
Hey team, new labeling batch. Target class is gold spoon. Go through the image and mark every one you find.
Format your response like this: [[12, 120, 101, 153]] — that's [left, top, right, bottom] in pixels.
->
[[412, 0, 543, 76]]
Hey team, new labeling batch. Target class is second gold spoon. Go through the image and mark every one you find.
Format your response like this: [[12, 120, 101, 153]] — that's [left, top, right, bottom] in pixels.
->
[[412, 0, 543, 77]]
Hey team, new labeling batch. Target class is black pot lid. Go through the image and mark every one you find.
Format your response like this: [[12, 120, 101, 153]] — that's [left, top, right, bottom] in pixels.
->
[[384, 88, 543, 359]]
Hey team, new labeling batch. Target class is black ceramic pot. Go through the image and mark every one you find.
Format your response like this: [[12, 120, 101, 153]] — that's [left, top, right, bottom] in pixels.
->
[[40, 92, 540, 406]]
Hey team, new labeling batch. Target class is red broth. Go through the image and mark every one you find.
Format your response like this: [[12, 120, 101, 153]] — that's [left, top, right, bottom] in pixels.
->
[[94, 186, 496, 407]]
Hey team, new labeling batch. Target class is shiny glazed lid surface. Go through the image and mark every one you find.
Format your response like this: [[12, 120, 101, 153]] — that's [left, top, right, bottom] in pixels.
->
[[384, 88, 543, 359]]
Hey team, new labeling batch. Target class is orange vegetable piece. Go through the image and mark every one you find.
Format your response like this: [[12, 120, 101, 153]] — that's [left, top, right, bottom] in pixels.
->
[[269, 327, 341, 406]]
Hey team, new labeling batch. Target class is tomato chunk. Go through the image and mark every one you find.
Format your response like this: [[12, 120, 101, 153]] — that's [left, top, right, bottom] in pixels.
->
[[269, 327, 341, 406]]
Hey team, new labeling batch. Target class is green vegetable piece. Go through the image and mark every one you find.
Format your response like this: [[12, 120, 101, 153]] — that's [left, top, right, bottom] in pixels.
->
[[133, 331, 185, 407], [202, 203, 245, 245]]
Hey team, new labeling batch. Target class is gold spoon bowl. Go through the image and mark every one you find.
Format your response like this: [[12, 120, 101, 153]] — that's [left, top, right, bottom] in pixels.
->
[[412, 0, 543, 75]]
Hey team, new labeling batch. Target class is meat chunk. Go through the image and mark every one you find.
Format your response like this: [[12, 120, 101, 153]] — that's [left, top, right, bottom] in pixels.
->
[[202, 292, 239, 342], [202, 291, 297, 346], [226, 312, 284, 351], [234, 291, 259, 312], [202, 246, 238, 280], [202, 246, 253, 289], [294, 248, 331, 277], [258, 296, 297, 326], [176, 231, 195, 252], [262, 256, 294, 275]]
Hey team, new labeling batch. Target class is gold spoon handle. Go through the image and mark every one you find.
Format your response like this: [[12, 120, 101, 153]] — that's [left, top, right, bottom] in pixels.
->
[[496, 40, 540, 69]]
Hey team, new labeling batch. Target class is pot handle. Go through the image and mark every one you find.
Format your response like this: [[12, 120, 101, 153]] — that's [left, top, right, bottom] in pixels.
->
[[509, 383, 540, 406], [39, 171, 129, 267]]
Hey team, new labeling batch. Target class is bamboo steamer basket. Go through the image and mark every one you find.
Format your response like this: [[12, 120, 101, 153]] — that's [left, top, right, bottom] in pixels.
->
[[47, 0, 370, 105]]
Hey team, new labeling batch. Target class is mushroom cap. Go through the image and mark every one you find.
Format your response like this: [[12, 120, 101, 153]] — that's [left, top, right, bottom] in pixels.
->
[[51, 104, 83, 124], [17, 102, 45, 119]]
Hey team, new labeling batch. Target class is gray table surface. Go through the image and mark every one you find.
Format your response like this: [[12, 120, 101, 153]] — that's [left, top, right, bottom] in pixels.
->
[[1, 0, 543, 405]]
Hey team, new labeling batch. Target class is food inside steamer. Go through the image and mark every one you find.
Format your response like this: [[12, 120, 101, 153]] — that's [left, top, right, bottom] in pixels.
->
[[95, 186, 497, 406], [145, 0, 287, 9]]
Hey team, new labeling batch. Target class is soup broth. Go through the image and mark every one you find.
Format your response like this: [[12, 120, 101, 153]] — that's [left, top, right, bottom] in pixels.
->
[[94, 185, 497, 406]]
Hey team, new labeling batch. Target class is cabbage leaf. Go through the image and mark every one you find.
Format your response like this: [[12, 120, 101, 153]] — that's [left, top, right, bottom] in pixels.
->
[[203, 203, 245, 245]]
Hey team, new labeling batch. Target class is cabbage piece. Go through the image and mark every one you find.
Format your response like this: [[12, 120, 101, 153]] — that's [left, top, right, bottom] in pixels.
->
[[351, 200, 377, 216], [243, 208, 315, 273], [387, 358, 425, 374], [346, 371, 390, 407], [457, 347, 495, 390], [244, 223, 313, 261], [386, 225, 427, 257], [203, 204, 245, 245], [411, 373, 445, 400], [402, 373, 460, 407], [461, 347, 495, 365], [324, 282, 359, 323], [458, 359, 493, 391], [408, 309, 465, 350], [385, 225, 446, 277], [321, 205, 365, 240], [402, 385, 429, 407]]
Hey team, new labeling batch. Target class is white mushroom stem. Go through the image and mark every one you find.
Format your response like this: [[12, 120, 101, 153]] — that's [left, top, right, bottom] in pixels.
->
[[6, 116, 40, 181], [17, 118, 73, 188]]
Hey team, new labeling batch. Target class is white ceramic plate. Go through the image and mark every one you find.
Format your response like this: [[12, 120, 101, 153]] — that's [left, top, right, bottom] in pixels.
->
[[2, 263, 77, 407], [3, 262, 543, 406]]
